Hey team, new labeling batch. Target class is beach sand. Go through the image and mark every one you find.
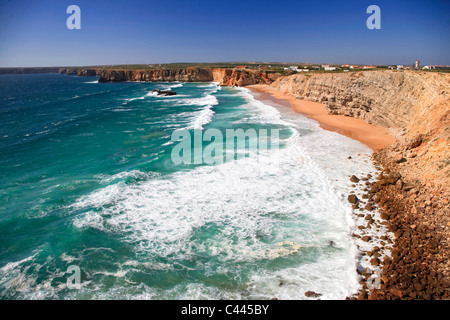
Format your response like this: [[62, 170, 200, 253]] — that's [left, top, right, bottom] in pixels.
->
[[247, 84, 395, 150]]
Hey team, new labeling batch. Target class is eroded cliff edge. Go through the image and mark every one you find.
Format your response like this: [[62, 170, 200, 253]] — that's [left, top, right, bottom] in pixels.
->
[[95, 67, 277, 86], [271, 70, 450, 299], [1, 66, 279, 86], [271, 71, 449, 186]]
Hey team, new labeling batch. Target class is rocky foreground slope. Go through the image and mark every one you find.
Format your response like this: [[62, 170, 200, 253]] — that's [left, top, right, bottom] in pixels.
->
[[271, 70, 450, 299]]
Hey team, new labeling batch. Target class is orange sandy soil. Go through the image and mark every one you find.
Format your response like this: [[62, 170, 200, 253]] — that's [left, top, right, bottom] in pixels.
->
[[246, 84, 395, 150]]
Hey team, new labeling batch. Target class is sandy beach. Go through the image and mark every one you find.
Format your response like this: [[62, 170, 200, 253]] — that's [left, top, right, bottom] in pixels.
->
[[246, 84, 395, 150]]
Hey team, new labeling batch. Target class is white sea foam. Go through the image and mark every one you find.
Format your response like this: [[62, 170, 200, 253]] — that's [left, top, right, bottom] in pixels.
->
[[0, 81, 389, 300], [96, 170, 159, 184], [147, 91, 159, 97], [121, 96, 145, 106], [71, 117, 365, 299], [1, 85, 383, 300], [0, 251, 40, 275], [189, 105, 215, 130], [167, 92, 219, 130], [0, 251, 51, 298], [235, 88, 287, 125], [66, 86, 385, 299], [173, 94, 219, 107], [197, 82, 220, 88]]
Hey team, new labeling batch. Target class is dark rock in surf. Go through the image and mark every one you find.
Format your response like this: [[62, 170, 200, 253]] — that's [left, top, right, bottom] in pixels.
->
[[305, 291, 322, 298], [348, 194, 359, 204], [153, 89, 177, 96]]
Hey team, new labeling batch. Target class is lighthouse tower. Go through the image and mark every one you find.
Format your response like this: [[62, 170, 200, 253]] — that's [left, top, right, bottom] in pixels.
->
[[415, 60, 420, 69]]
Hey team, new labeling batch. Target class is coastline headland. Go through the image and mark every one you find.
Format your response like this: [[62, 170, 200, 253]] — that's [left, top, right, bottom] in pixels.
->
[[94, 67, 280, 86], [0, 66, 280, 87]]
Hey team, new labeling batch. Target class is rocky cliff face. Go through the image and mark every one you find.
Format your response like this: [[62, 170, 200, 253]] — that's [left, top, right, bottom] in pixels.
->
[[0, 67, 99, 76], [271, 70, 450, 299], [1, 66, 275, 87], [97, 67, 213, 83], [76, 69, 98, 77], [97, 67, 273, 86], [0, 67, 60, 74], [271, 71, 449, 129], [212, 68, 274, 86], [271, 71, 450, 186], [58, 68, 78, 75], [58, 68, 100, 76]]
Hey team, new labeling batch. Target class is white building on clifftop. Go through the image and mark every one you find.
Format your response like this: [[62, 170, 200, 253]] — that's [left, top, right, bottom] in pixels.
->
[[321, 65, 337, 71]]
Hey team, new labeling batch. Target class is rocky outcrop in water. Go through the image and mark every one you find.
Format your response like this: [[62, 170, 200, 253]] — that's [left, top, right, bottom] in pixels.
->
[[153, 89, 177, 96]]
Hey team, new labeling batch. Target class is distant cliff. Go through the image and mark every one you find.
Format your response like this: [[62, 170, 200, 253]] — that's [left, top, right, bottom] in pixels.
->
[[1, 66, 277, 87], [97, 67, 213, 83], [0, 67, 60, 74], [97, 67, 275, 86], [58, 68, 99, 76], [0, 67, 101, 76]]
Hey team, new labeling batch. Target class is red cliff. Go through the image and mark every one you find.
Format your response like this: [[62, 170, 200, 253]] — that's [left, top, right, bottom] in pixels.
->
[[212, 68, 274, 86], [97, 67, 276, 86]]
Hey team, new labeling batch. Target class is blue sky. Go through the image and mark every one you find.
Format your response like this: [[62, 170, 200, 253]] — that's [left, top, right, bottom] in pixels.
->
[[0, 0, 449, 67]]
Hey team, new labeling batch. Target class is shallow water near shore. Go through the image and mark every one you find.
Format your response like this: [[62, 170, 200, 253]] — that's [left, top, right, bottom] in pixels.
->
[[0, 74, 381, 299]]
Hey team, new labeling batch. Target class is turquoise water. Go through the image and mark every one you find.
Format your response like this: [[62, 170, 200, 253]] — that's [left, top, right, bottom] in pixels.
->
[[0, 74, 376, 299]]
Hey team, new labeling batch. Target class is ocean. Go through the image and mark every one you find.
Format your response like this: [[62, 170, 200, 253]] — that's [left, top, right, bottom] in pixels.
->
[[0, 73, 381, 299]]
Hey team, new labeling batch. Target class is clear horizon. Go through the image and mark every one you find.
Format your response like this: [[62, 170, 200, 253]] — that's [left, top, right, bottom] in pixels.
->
[[1, 0, 449, 67]]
